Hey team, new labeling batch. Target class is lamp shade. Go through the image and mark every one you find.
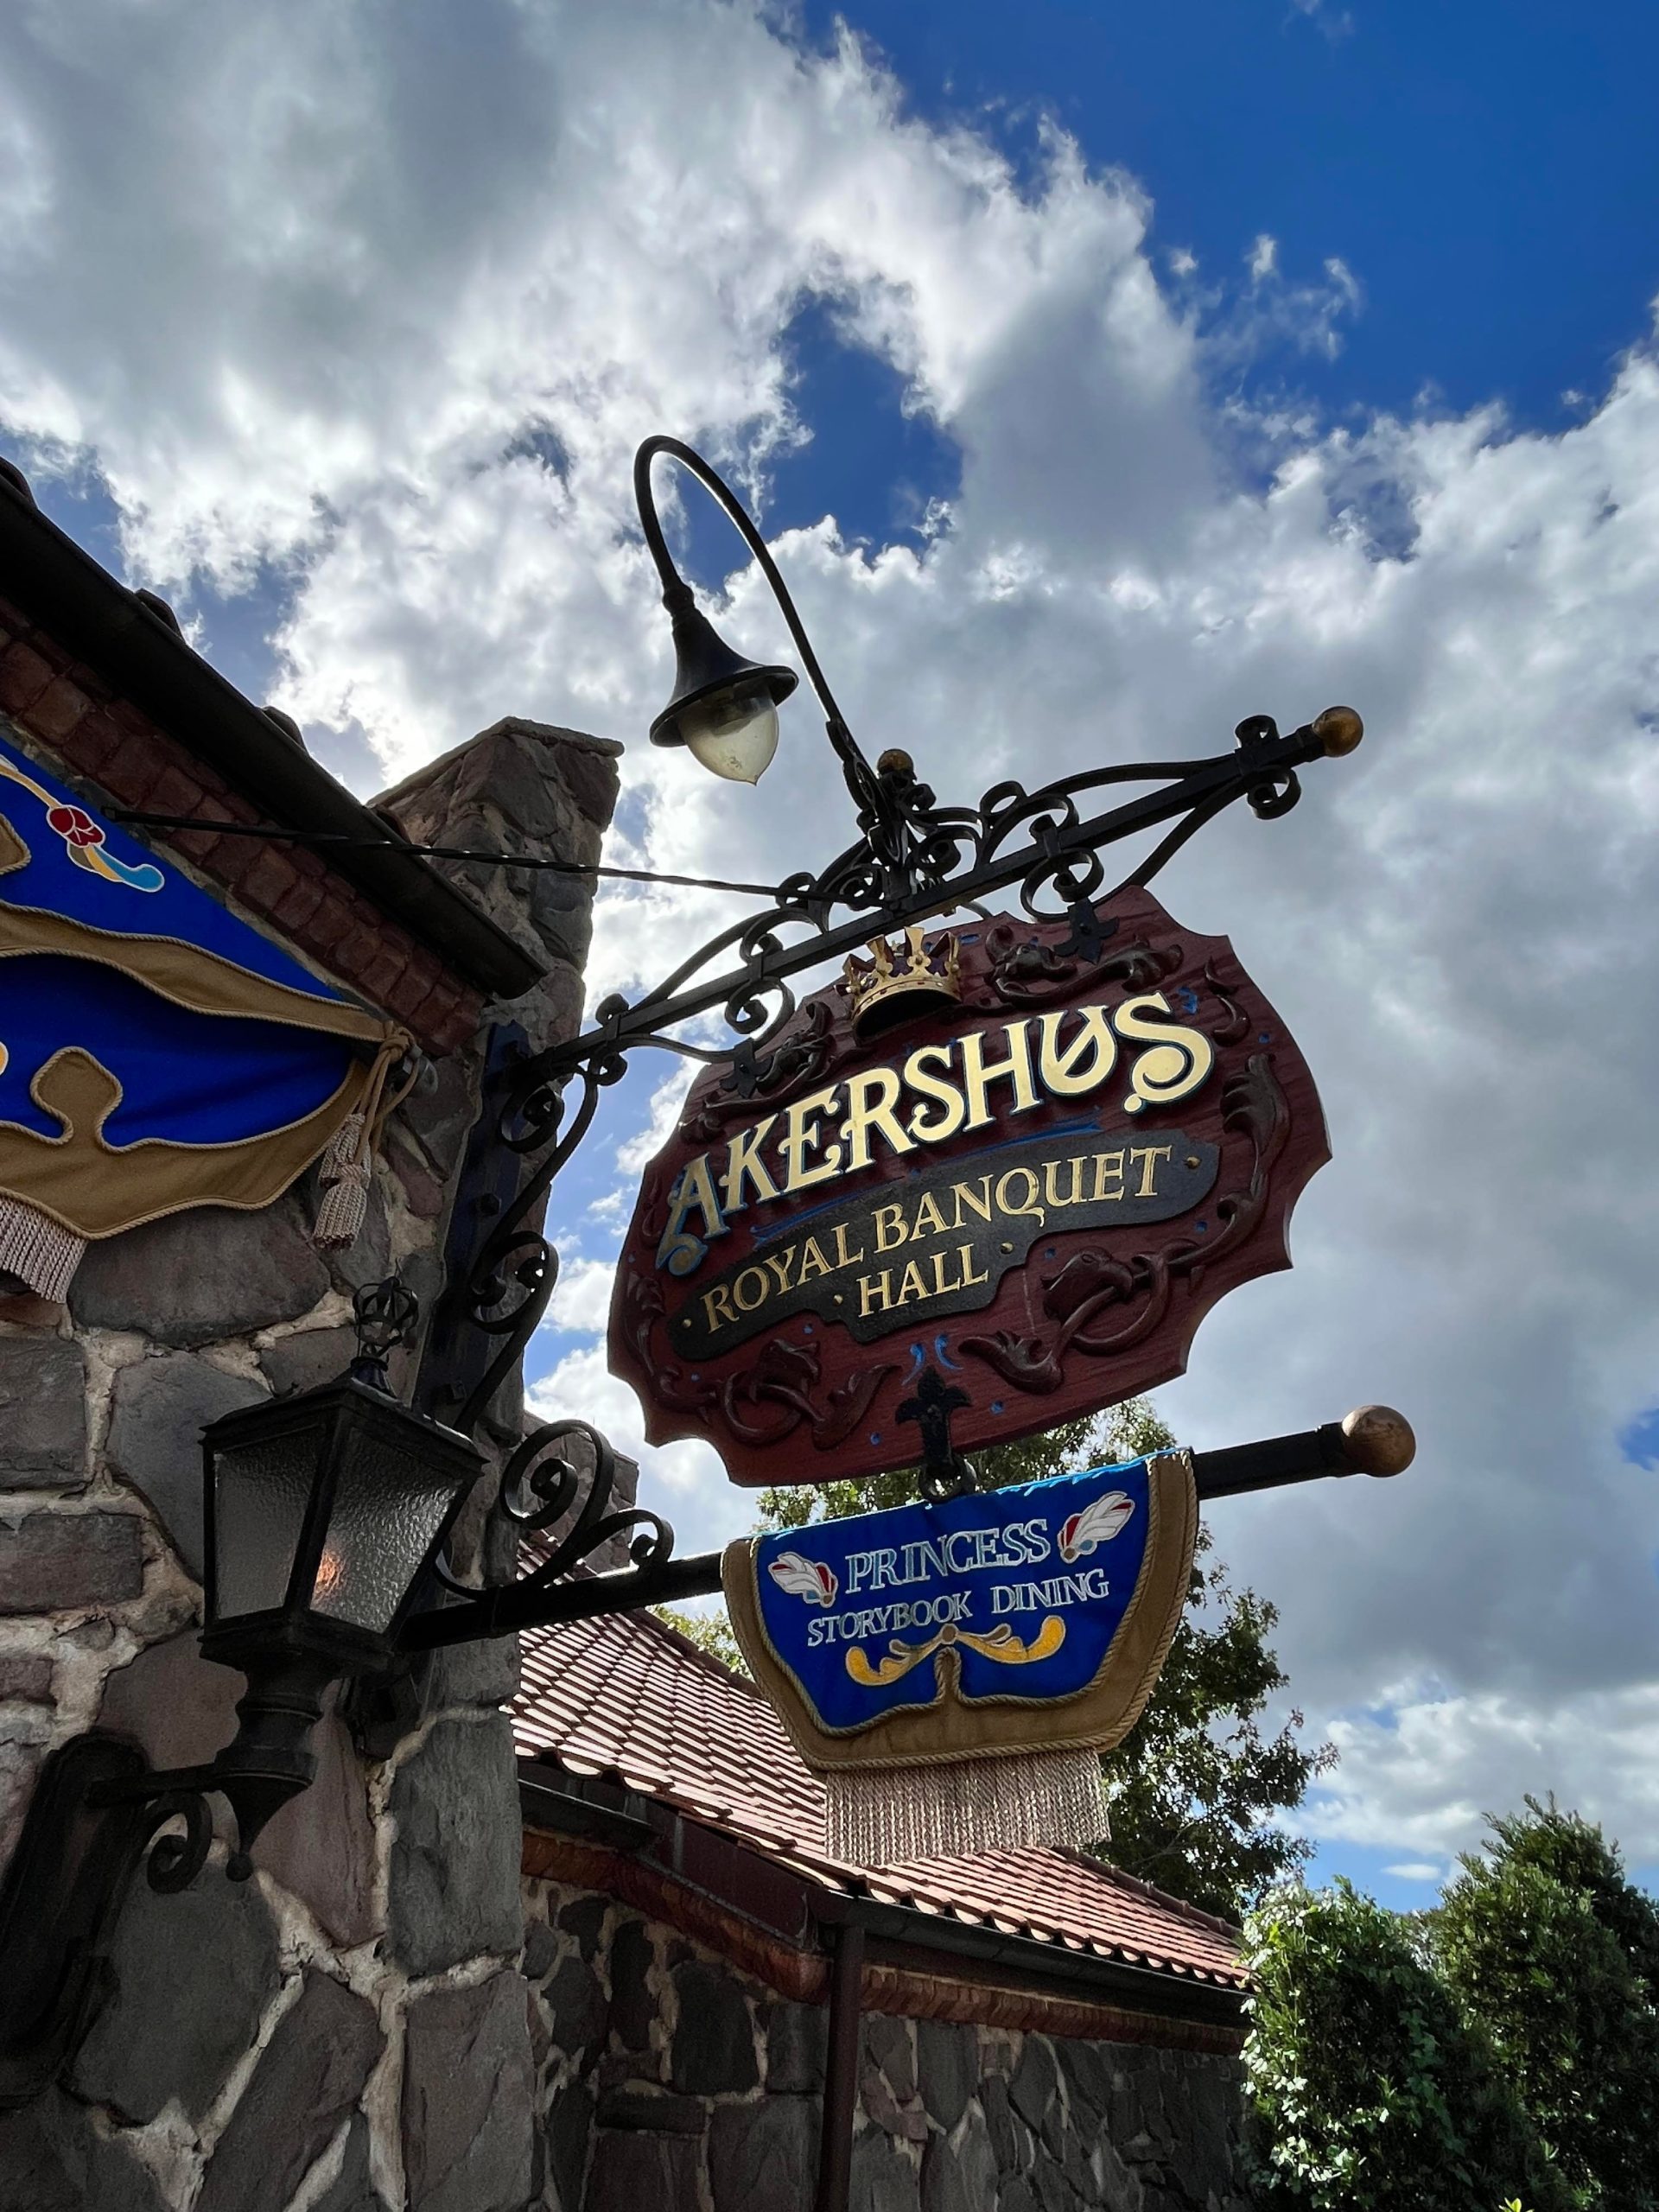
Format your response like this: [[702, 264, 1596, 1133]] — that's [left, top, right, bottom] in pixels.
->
[[648, 600, 797, 774], [202, 1377, 483, 1666]]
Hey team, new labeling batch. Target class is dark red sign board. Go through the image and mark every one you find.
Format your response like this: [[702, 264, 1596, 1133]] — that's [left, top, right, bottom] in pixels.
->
[[608, 890, 1328, 1487]]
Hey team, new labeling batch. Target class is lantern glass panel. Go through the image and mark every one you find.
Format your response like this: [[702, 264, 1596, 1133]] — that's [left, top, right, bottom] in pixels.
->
[[310, 1426, 471, 1635], [212, 1425, 324, 1621]]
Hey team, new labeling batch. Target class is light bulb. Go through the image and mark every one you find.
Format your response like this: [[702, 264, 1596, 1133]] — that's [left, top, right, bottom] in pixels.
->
[[677, 681, 780, 784]]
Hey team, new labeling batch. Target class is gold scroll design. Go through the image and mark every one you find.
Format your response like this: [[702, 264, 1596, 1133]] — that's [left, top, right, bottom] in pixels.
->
[[847, 1616, 1065, 1688], [960, 1049, 1290, 1395], [0, 803, 410, 1236], [0, 1038, 411, 1243], [0, 872, 391, 1043], [722, 1448, 1198, 1773]]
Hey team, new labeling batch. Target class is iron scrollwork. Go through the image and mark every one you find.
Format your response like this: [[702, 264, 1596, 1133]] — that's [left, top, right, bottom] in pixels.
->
[[405, 431, 1351, 1639], [405, 709, 1341, 1645]]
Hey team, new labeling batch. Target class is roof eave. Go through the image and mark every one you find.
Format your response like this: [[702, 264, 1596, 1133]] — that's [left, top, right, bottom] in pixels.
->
[[0, 472, 543, 1001], [518, 1759, 1246, 2033], [814, 1890, 1247, 2032]]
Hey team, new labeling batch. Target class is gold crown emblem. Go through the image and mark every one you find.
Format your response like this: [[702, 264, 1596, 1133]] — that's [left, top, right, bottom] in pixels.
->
[[843, 926, 962, 1039]]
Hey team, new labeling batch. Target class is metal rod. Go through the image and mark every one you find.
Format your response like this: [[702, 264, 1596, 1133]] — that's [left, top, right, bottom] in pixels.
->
[[397, 1548, 730, 1649], [814, 1917, 865, 2212], [396, 1407, 1411, 1648], [529, 721, 1325, 1084], [1193, 1423, 1348, 1497]]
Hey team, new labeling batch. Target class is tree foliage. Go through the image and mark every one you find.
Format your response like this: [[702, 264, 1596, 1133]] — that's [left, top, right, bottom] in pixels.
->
[[758, 1397, 1330, 1922], [654, 1601, 749, 1675], [1244, 1802, 1659, 2211], [1432, 1799, 1659, 2211], [1243, 1879, 1571, 2212]]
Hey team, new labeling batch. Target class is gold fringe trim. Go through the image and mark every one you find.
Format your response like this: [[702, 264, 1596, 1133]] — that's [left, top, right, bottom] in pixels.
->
[[0, 1194, 86, 1301], [823, 1745, 1108, 1866]]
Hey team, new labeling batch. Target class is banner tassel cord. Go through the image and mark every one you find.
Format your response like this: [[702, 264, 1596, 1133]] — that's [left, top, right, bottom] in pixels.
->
[[313, 1030, 417, 1254]]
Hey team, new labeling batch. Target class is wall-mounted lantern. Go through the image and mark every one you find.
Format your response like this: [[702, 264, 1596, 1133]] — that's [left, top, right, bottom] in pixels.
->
[[0, 1282, 482, 2106]]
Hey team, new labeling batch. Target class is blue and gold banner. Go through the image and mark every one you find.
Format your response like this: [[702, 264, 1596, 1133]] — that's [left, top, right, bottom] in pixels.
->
[[0, 726, 404, 1284], [723, 1447, 1197, 1860]]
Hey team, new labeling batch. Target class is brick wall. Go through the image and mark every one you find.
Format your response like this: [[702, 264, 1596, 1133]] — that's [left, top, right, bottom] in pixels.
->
[[0, 596, 480, 1050]]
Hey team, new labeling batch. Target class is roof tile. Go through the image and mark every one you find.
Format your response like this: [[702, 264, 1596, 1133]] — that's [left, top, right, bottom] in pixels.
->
[[512, 1605, 1244, 1991]]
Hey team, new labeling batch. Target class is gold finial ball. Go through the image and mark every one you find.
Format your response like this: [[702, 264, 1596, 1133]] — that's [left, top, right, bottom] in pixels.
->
[[1313, 704, 1364, 757], [876, 748, 914, 776], [1340, 1403, 1415, 1478]]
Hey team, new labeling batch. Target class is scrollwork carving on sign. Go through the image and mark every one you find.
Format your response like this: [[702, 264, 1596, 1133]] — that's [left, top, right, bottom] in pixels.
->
[[1204, 956, 1251, 1046], [682, 1001, 842, 1139], [957, 1053, 1290, 1398], [718, 1336, 898, 1452], [619, 1268, 717, 1419], [982, 921, 1080, 1005]]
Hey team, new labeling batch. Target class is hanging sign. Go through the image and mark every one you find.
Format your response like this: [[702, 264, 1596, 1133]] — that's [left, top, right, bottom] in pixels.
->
[[0, 728, 408, 1297], [723, 1446, 1198, 1862], [610, 887, 1328, 1486]]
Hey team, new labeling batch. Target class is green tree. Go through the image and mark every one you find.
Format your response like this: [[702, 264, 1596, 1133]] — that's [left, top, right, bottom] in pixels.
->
[[1243, 1879, 1570, 2212], [654, 1601, 749, 1675], [753, 1398, 1331, 1921], [1433, 1798, 1659, 2211]]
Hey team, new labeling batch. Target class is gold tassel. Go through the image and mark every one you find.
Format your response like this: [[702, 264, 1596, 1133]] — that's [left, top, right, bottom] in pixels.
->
[[823, 1745, 1108, 1866], [0, 1195, 87, 1302], [312, 1030, 417, 1255], [313, 1112, 371, 1251]]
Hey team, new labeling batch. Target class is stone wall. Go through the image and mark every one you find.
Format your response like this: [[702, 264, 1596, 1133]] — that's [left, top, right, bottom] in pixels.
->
[[0, 716, 621, 2211], [521, 1874, 1250, 2212]]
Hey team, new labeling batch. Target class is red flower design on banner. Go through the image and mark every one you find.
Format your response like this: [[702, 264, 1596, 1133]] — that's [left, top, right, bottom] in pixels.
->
[[46, 804, 105, 850]]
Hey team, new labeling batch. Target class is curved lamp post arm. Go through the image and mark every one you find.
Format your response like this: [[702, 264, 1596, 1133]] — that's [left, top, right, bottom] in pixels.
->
[[632, 434, 883, 822]]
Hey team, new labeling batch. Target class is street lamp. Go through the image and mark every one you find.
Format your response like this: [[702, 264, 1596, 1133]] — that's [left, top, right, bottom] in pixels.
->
[[645, 590, 796, 783], [636, 434, 866, 798]]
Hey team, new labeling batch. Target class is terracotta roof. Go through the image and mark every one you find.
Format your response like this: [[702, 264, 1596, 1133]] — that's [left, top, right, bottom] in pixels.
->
[[512, 1604, 1245, 1992]]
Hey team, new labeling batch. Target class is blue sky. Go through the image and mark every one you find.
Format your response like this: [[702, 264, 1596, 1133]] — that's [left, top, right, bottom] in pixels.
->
[[804, 0, 1659, 435], [4, 0, 1659, 1910]]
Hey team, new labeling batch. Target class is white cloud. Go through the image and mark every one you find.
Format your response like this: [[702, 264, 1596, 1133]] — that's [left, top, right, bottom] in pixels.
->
[[5, 0, 1659, 1861], [1310, 1683, 1659, 1866], [1382, 1862, 1446, 1884], [543, 1256, 616, 1338]]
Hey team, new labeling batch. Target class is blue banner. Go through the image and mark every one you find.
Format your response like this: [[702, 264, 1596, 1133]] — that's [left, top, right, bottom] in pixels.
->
[[744, 1456, 1166, 1736], [0, 728, 346, 1002], [0, 723, 397, 1248]]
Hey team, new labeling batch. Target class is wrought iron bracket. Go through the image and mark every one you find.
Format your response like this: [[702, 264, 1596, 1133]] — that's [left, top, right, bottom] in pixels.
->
[[396, 1408, 1414, 1649], [418, 1020, 537, 1427], [0, 1736, 216, 2107], [896, 1366, 979, 1502], [395, 436, 1366, 1646], [526, 712, 1342, 1094], [397, 706, 1359, 1648], [0, 1669, 327, 2112]]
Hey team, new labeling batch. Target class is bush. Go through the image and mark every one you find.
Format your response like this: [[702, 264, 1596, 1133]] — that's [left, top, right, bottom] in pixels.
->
[[1243, 1880, 1569, 2212], [1433, 1800, 1659, 2211]]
